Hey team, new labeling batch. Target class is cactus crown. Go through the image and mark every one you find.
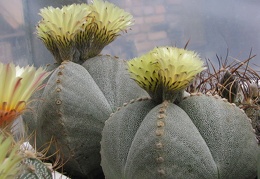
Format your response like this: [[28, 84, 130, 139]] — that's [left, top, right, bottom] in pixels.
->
[[128, 47, 205, 103], [37, 0, 133, 63]]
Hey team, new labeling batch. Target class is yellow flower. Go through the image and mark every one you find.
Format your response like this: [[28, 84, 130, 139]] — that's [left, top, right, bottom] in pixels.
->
[[128, 52, 159, 92], [127, 47, 206, 101], [36, 4, 91, 62], [36, 22, 62, 63], [75, 0, 134, 61], [89, 0, 133, 40], [37, 1, 134, 62], [38, 4, 90, 44], [0, 63, 51, 128], [152, 47, 205, 91]]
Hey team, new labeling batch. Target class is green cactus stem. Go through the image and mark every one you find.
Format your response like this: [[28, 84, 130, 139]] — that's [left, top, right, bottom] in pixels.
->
[[23, 55, 148, 178], [26, 60, 113, 178]]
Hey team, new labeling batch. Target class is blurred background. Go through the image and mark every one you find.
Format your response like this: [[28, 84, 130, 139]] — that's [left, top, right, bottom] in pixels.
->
[[0, 0, 259, 71]]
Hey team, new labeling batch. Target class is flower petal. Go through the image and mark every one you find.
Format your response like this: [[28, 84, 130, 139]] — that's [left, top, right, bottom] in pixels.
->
[[0, 62, 51, 128]]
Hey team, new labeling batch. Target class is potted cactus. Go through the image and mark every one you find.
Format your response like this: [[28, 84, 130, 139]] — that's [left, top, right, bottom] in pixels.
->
[[100, 46, 259, 179]]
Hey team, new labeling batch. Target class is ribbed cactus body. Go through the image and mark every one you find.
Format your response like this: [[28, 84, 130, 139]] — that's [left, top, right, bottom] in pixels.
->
[[179, 95, 258, 178], [35, 60, 112, 178], [23, 55, 148, 178], [101, 94, 258, 179]]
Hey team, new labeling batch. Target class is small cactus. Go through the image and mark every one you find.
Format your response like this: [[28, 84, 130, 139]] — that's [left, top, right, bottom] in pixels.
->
[[219, 70, 238, 103], [18, 157, 52, 179]]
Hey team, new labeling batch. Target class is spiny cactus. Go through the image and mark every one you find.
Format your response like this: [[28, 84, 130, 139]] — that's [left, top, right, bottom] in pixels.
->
[[18, 157, 52, 179], [189, 52, 260, 142], [100, 47, 259, 179], [219, 70, 239, 103], [241, 83, 260, 141]]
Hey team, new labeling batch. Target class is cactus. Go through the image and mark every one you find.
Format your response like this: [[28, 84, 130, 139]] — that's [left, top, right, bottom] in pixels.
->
[[100, 47, 259, 179], [219, 70, 238, 103], [24, 56, 148, 177], [191, 53, 260, 143], [24, 55, 148, 178], [22, 0, 260, 178], [18, 157, 52, 179], [240, 83, 260, 142], [23, 1, 148, 178]]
